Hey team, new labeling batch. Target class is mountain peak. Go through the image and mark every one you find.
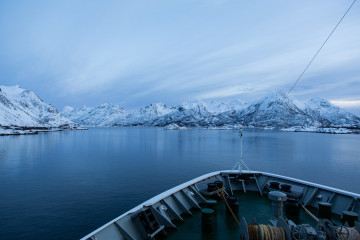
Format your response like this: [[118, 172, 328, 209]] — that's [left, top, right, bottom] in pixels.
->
[[307, 97, 335, 108], [139, 103, 172, 117], [55, 91, 360, 132], [144, 102, 167, 109], [0, 85, 25, 97], [265, 90, 287, 98], [305, 97, 359, 127], [0, 85, 74, 128]]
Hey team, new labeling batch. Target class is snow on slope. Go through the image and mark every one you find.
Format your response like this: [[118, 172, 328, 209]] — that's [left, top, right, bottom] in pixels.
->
[[0, 85, 74, 128], [6, 85, 357, 134], [183, 100, 229, 114], [181, 100, 248, 114], [231, 92, 319, 128], [62, 106, 92, 120], [61, 91, 360, 133], [62, 103, 127, 126], [121, 103, 174, 126], [215, 91, 360, 131], [228, 99, 249, 111], [63, 99, 250, 127], [151, 102, 214, 127], [306, 98, 360, 127]]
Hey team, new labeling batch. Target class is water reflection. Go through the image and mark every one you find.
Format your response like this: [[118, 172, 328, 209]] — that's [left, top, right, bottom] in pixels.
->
[[0, 128, 359, 239]]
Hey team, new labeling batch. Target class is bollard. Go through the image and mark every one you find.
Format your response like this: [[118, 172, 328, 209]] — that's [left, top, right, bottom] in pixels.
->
[[201, 208, 216, 233], [318, 202, 332, 220], [268, 191, 287, 219], [206, 199, 217, 212], [226, 196, 239, 214], [342, 211, 358, 227], [285, 197, 300, 216]]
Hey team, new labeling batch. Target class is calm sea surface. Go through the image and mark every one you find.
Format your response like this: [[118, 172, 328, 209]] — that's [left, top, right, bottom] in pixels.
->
[[0, 127, 359, 239]]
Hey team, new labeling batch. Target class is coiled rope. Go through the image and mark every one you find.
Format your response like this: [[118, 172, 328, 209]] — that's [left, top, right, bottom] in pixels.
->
[[336, 227, 360, 240], [247, 224, 286, 240], [247, 224, 259, 240]]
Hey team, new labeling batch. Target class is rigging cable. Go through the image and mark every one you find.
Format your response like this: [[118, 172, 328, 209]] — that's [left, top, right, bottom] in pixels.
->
[[287, 0, 358, 95]]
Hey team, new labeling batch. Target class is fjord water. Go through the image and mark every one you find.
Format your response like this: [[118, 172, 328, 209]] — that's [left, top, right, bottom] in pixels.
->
[[0, 128, 359, 239]]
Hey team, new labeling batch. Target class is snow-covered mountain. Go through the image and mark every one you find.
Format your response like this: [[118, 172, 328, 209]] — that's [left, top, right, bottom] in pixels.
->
[[149, 100, 249, 127], [65, 101, 241, 127], [62, 106, 92, 121], [61, 91, 360, 133], [0, 85, 75, 130], [214, 92, 359, 132], [119, 103, 174, 126], [5, 85, 357, 135], [62, 103, 127, 126], [305, 98, 360, 127], [230, 92, 324, 128], [152, 102, 213, 127], [180, 100, 248, 114]]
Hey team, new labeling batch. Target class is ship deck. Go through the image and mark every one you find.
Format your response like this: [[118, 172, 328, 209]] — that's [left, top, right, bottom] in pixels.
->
[[81, 170, 360, 240], [166, 191, 335, 240]]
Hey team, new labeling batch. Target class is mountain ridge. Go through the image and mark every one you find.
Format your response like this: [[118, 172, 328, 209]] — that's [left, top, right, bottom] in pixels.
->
[[1, 85, 359, 135], [62, 91, 360, 133], [0, 85, 79, 135]]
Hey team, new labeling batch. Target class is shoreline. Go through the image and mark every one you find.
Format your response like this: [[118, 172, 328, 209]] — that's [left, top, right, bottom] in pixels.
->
[[1, 125, 359, 136], [0, 126, 88, 136]]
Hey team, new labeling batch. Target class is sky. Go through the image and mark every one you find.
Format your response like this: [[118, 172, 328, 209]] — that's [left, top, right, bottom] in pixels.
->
[[0, 0, 359, 115]]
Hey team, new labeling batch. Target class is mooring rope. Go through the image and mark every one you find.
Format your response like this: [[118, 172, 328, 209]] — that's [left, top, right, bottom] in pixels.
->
[[215, 185, 240, 226], [248, 224, 286, 240], [215, 185, 287, 240], [260, 224, 270, 240], [301, 204, 319, 223]]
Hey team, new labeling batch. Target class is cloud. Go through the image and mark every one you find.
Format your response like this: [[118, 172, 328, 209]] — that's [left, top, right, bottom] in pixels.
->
[[196, 86, 253, 99], [330, 99, 360, 108], [0, 0, 359, 109]]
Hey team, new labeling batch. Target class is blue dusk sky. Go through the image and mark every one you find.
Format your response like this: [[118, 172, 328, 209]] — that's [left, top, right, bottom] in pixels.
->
[[0, 0, 359, 115]]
